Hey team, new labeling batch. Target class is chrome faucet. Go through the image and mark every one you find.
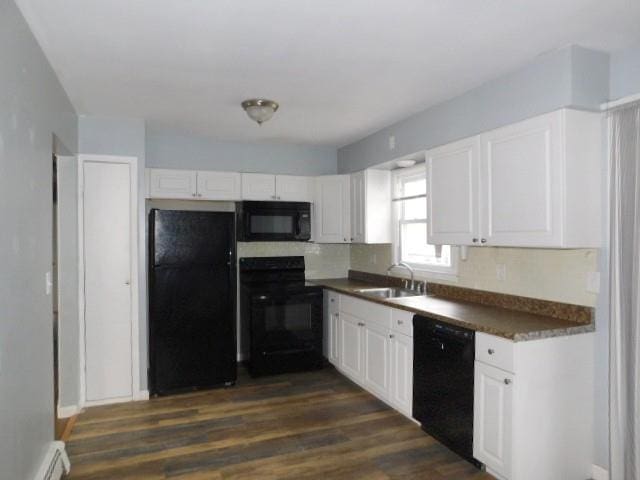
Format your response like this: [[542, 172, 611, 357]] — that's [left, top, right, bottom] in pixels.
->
[[387, 262, 415, 290]]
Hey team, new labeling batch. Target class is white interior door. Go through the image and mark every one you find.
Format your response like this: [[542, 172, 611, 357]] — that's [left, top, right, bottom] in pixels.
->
[[83, 160, 133, 402]]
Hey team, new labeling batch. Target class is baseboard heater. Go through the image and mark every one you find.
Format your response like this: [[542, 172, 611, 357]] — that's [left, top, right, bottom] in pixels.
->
[[34, 441, 70, 480]]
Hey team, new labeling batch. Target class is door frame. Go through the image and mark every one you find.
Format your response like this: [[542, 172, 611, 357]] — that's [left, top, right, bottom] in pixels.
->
[[77, 154, 140, 407]]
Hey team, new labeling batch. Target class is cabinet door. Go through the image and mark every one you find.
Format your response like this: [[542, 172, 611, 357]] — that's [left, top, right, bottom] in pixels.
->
[[148, 169, 197, 199], [390, 332, 413, 416], [197, 171, 241, 200], [276, 175, 313, 202], [329, 311, 340, 366], [363, 322, 391, 400], [350, 171, 365, 243], [314, 175, 350, 243], [473, 361, 513, 479], [427, 136, 480, 245], [241, 173, 276, 200], [480, 112, 562, 246], [339, 312, 364, 381]]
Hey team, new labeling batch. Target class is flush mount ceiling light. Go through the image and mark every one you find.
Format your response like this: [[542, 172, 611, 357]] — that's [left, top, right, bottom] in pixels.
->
[[395, 159, 416, 168], [241, 99, 279, 125]]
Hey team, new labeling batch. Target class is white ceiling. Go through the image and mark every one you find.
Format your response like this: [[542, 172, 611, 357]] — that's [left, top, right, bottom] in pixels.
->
[[16, 0, 640, 146]]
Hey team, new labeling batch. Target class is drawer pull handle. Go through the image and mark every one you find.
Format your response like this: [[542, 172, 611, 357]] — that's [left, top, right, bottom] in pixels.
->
[[504, 378, 512, 385], [488, 348, 495, 355], [397, 320, 404, 325], [389, 334, 395, 339], [357, 322, 365, 327]]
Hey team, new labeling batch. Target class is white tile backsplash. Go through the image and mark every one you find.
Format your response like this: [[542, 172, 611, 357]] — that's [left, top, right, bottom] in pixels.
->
[[237, 242, 350, 279]]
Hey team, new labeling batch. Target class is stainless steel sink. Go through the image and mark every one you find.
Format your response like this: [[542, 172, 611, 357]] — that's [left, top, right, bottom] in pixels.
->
[[354, 287, 422, 299]]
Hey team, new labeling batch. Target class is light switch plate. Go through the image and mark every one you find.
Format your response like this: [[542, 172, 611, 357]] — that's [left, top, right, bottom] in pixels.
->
[[45, 271, 53, 295]]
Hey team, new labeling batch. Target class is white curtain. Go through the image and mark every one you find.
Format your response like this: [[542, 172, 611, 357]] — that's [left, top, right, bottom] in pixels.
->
[[610, 102, 640, 480]]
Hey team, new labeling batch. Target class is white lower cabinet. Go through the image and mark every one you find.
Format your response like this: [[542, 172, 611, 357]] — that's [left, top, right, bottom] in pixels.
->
[[329, 291, 413, 419], [473, 332, 595, 480], [339, 312, 364, 379], [363, 322, 391, 398], [328, 292, 595, 480], [473, 362, 513, 479], [324, 290, 340, 363], [390, 332, 413, 416]]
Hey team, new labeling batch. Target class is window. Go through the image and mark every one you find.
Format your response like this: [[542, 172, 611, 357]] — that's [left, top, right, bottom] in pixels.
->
[[392, 165, 457, 276]]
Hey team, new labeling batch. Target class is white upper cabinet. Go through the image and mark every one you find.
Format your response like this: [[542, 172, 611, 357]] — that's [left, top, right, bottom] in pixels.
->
[[241, 173, 276, 200], [241, 173, 313, 201], [196, 171, 241, 200], [275, 175, 314, 202], [148, 169, 240, 200], [480, 112, 562, 247], [350, 169, 392, 244], [426, 109, 602, 248], [427, 136, 481, 245], [314, 175, 351, 243], [148, 169, 198, 199]]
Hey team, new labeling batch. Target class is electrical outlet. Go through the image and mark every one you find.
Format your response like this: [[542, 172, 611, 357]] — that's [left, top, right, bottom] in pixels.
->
[[496, 264, 507, 281], [389, 135, 396, 151], [586, 272, 600, 293]]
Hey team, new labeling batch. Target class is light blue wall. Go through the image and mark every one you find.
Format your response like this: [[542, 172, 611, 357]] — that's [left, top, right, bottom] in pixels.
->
[[146, 128, 338, 175], [338, 45, 609, 172], [78, 115, 149, 391], [609, 42, 640, 100], [0, 0, 77, 478]]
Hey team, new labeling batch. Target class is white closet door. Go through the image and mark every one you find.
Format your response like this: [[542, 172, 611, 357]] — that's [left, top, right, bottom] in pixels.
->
[[83, 161, 133, 401]]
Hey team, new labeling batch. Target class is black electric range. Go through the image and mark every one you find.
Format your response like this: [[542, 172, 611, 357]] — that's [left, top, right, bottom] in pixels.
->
[[239, 256, 324, 377]]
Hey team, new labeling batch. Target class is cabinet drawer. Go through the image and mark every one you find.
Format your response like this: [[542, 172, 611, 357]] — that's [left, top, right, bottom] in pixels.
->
[[340, 295, 391, 329], [391, 309, 413, 337], [327, 290, 339, 315], [476, 332, 514, 373]]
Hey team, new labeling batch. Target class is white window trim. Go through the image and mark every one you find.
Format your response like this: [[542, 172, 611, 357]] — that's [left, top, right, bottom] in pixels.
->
[[391, 164, 459, 281]]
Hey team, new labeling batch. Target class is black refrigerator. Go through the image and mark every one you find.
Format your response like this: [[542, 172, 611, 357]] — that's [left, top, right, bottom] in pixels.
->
[[149, 209, 236, 395]]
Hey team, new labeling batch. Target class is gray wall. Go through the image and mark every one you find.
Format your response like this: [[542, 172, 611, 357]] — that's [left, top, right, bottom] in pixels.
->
[[609, 42, 640, 101], [78, 115, 149, 391], [0, 1, 77, 478], [146, 128, 338, 175], [337, 45, 609, 172]]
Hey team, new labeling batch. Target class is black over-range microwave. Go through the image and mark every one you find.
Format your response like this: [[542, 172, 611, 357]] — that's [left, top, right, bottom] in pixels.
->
[[236, 201, 311, 242]]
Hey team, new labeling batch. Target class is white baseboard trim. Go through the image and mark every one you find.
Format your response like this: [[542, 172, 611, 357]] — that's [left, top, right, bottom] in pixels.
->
[[33, 441, 70, 480], [134, 390, 149, 401], [592, 464, 609, 480], [57, 404, 80, 419]]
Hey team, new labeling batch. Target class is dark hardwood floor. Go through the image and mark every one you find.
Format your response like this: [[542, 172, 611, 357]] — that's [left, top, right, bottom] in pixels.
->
[[65, 367, 493, 479]]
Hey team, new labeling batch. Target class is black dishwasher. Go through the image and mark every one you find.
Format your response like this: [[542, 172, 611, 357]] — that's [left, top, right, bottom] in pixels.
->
[[413, 315, 479, 467]]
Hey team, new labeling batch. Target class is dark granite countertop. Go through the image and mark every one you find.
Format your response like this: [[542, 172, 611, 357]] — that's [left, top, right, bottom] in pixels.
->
[[310, 277, 594, 342]]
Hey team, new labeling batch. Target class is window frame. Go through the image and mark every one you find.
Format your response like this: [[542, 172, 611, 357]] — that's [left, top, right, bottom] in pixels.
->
[[391, 164, 459, 279]]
